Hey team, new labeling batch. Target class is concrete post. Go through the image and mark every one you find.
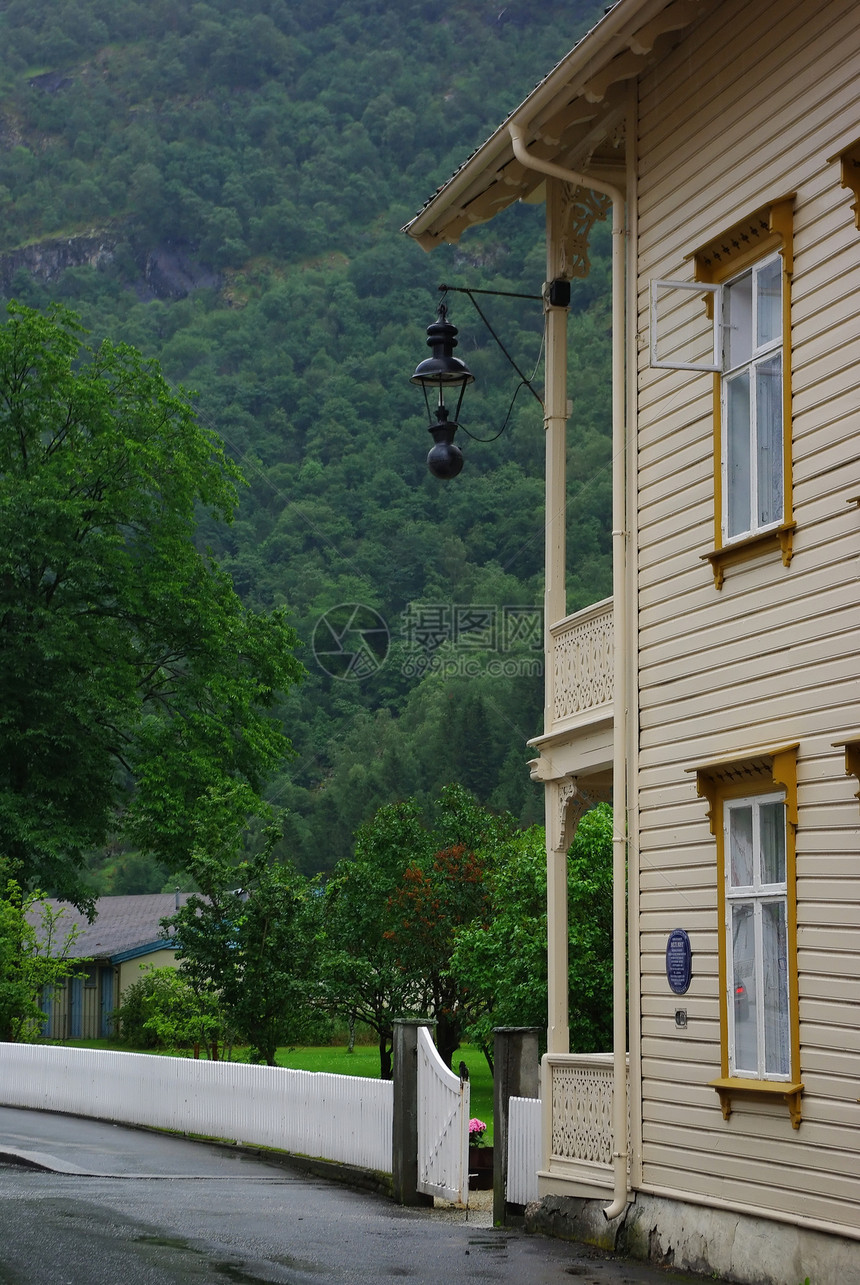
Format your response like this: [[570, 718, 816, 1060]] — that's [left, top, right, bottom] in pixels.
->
[[392, 1019, 433, 1207], [493, 1026, 541, 1226]]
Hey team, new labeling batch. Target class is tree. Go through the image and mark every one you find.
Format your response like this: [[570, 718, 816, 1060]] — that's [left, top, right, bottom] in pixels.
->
[[0, 876, 84, 1042], [0, 303, 304, 907], [321, 784, 520, 1074], [319, 798, 430, 1079], [565, 803, 613, 1053], [387, 839, 492, 1070], [448, 825, 548, 1060], [449, 804, 614, 1058], [163, 799, 319, 1065]]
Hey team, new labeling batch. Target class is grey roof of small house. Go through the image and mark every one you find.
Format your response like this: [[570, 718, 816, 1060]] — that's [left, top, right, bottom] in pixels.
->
[[26, 893, 194, 962]]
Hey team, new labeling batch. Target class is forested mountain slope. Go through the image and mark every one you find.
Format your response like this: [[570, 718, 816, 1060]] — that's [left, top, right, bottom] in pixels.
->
[[0, 0, 612, 888]]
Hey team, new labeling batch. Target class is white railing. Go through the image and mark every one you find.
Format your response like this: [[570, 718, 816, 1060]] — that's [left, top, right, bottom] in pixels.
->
[[549, 598, 613, 728], [416, 1026, 469, 1204], [0, 1043, 393, 1174], [506, 1095, 541, 1205], [543, 1052, 629, 1192]]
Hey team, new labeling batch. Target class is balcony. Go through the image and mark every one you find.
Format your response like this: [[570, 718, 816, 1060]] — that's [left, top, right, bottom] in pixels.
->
[[529, 598, 613, 779]]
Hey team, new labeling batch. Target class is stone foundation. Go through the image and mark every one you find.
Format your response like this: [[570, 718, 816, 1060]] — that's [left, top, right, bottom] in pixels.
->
[[524, 1191, 857, 1284]]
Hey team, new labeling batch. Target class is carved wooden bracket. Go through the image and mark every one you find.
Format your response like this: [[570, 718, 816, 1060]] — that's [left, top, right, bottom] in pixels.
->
[[555, 773, 613, 852], [555, 183, 612, 281]]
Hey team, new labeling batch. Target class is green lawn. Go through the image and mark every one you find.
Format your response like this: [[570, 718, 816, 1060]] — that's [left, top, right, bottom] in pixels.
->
[[60, 1039, 495, 1141]]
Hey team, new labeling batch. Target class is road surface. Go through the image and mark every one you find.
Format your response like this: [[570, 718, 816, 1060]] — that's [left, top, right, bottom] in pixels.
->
[[0, 1106, 733, 1285]]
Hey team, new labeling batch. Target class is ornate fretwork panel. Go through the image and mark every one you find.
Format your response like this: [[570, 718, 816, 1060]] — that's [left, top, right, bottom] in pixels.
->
[[551, 602, 613, 724], [549, 1055, 630, 1171], [553, 182, 612, 281]]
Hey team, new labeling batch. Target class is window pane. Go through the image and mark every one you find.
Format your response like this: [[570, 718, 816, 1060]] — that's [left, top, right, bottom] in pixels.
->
[[759, 801, 786, 884], [756, 355, 782, 527], [763, 901, 789, 1076], [729, 805, 754, 886], [726, 371, 751, 537], [724, 271, 753, 368], [732, 902, 757, 1074], [756, 257, 782, 348]]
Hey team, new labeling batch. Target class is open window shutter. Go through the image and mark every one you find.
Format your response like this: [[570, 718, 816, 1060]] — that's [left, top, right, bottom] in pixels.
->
[[650, 278, 721, 371]]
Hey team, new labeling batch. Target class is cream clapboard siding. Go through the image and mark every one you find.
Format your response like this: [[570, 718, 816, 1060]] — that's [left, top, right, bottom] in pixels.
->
[[633, 0, 860, 1234], [117, 947, 179, 1000]]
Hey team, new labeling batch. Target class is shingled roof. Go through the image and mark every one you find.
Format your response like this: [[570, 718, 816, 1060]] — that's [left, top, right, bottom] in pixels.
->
[[27, 892, 194, 962]]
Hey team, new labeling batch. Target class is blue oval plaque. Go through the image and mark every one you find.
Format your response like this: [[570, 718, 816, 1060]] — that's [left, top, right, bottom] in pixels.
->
[[666, 928, 692, 995]]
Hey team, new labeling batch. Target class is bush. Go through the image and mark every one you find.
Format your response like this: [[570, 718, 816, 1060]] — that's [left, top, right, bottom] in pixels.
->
[[114, 966, 221, 1053]]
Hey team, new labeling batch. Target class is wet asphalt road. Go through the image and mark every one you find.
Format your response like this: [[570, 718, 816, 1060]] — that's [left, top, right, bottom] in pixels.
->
[[0, 1107, 729, 1285]]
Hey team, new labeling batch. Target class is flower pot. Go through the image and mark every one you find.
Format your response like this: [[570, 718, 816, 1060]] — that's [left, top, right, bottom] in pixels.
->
[[468, 1144, 494, 1190]]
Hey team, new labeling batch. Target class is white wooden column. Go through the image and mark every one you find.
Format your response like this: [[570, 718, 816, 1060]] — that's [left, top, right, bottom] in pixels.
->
[[544, 178, 569, 1056]]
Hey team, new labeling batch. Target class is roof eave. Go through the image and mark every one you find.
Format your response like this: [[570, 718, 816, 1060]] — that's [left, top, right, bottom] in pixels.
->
[[404, 0, 707, 249]]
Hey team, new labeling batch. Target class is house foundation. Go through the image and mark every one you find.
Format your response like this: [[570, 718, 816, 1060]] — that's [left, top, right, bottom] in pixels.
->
[[525, 1193, 856, 1285]]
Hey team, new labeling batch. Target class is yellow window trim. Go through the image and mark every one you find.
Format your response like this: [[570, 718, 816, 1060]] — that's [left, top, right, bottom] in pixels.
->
[[829, 139, 860, 230], [692, 199, 795, 589], [832, 733, 860, 803], [689, 742, 802, 1128]]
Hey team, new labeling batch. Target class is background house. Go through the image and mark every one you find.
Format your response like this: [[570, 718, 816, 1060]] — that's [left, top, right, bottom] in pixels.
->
[[406, 0, 860, 1280], [31, 893, 190, 1040]]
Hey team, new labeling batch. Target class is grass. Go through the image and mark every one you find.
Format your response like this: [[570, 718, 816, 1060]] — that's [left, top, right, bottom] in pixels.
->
[[59, 1039, 496, 1142]]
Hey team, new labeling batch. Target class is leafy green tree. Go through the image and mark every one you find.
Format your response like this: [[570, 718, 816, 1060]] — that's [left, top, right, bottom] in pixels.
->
[[448, 825, 547, 1059], [319, 798, 429, 1079], [450, 805, 614, 1057], [566, 803, 614, 1053], [0, 303, 304, 907], [0, 877, 84, 1042], [321, 785, 520, 1073], [163, 799, 319, 1065]]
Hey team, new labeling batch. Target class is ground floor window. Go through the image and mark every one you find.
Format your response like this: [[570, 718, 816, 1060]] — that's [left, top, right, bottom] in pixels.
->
[[724, 793, 790, 1079], [693, 744, 802, 1126]]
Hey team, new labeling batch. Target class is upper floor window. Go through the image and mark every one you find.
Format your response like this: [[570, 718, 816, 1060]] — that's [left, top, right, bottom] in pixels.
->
[[651, 200, 795, 588], [722, 253, 783, 543]]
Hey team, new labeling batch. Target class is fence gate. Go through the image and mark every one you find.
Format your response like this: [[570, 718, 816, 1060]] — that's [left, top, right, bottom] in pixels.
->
[[416, 1025, 469, 1204]]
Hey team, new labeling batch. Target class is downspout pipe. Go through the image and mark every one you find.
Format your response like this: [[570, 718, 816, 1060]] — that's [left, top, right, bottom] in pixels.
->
[[509, 123, 629, 1223]]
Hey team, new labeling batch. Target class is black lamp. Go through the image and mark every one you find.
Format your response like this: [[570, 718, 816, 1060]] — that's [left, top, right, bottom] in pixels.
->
[[410, 303, 474, 479]]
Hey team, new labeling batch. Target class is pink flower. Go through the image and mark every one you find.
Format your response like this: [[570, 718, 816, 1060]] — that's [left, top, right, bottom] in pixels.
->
[[468, 1117, 487, 1144]]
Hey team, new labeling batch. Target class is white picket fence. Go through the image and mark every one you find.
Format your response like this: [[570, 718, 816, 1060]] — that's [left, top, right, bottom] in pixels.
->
[[0, 1043, 393, 1173], [506, 1095, 541, 1205], [416, 1025, 469, 1204]]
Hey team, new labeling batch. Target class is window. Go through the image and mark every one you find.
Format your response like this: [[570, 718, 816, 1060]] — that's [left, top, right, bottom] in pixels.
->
[[697, 200, 794, 587], [724, 793, 790, 1080], [692, 743, 802, 1127], [722, 255, 783, 543]]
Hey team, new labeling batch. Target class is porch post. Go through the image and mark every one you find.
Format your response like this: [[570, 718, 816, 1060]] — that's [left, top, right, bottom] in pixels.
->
[[544, 177, 571, 1059]]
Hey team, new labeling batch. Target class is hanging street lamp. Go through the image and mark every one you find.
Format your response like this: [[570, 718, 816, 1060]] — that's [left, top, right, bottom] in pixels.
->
[[410, 302, 474, 479]]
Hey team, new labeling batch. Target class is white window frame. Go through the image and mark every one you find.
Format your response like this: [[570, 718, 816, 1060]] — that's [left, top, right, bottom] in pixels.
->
[[723, 791, 790, 1083], [649, 279, 721, 371], [719, 252, 784, 544]]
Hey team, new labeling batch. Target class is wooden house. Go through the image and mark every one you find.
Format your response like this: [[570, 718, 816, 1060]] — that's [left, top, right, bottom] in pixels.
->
[[406, 0, 860, 1278], [31, 893, 189, 1040]]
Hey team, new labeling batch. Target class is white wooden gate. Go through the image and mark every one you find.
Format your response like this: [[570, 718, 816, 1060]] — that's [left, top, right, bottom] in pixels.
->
[[416, 1025, 469, 1204]]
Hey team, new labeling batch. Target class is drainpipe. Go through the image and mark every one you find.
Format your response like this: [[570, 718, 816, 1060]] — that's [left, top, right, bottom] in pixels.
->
[[509, 123, 629, 1223]]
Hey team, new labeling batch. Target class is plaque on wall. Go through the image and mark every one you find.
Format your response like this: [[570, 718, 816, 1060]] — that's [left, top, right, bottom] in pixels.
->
[[666, 928, 692, 995]]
